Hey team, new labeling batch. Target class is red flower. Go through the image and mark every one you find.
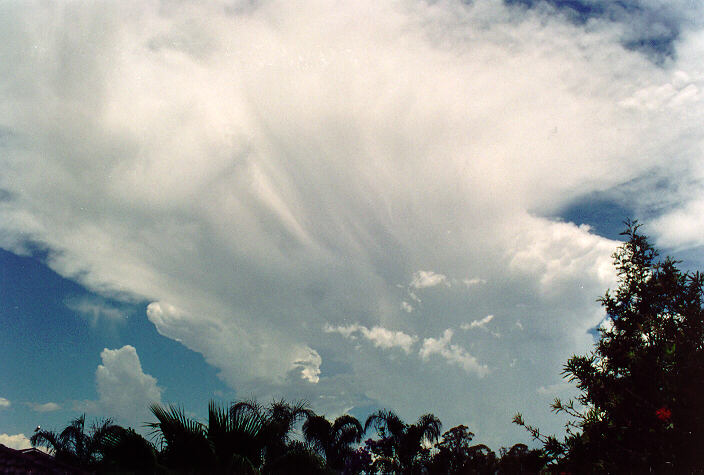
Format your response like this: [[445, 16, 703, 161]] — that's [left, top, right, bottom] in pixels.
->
[[655, 407, 672, 421]]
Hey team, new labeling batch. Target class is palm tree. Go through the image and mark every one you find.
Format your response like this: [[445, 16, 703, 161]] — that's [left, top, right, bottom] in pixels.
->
[[302, 413, 363, 471], [30, 414, 120, 469], [100, 426, 159, 472], [208, 399, 263, 472], [148, 399, 314, 473], [365, 410, 442, 473], [147, 403, 214, 471], [230, 398, 313, 469]]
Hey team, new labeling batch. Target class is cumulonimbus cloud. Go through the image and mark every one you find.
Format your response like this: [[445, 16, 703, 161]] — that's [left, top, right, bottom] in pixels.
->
[[0, 0, 703, 447]]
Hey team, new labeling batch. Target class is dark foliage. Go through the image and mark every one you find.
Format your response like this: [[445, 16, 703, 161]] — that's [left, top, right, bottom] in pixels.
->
[[516, 221, 704, 472], [303, 413, 363, 471], [497, 443, 546, 474], [29, 414, 121, 470], [364, 410, 442, 473], [100, 426, 158, 472], [428, 425, 500, 474]]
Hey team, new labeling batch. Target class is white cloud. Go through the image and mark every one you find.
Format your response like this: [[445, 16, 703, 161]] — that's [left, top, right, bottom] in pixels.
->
[[651, 198, 704, 249], [420, 329, 489, 377], [537, 382, 574, 395], [93, 345, 162, 428], [410, 271, 449, 289], [66, 298, 124, 324], [27, 402, 61, 412], [0, 0, 702, 448], [292, 347, 322, 384], [0, 397, 9, 408], [401, 301, 414, 313], [461, 314, 495, 330], [462, 278, 487, 286], [146, 302, 322, 385], [325, 324, 418, 354], [0, 433, 32, 450]]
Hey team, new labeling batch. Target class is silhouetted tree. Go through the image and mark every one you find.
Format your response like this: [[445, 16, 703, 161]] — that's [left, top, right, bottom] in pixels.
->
[[99, 426, 158, 472], [230, 398, 313, 470], [303, 413, 363, 471], [515, 221, 704, 472], [264, 440, 330, 475], [148, 403, 215, 471], [343, 446, 373, 474], [464, 444, 498, 474], [364, 410, 441, 473], [497, 443, 545, 474], [427, 425, 499, 474], [148, 399, 321, 473], [428, 425, 475, 474], [30, 414, 120, 469]]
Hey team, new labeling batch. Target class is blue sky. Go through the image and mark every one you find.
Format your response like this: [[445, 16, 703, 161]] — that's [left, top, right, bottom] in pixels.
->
[[2, 0, 704, 451]]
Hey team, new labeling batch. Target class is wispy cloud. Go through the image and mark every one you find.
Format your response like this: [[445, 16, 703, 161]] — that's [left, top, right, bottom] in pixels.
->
[[65, 298, 124, 324], [27, 402, 61, 412], [461, 315, 495, 330], [537, 382, 575, 395], [0, 397, 10, 408]]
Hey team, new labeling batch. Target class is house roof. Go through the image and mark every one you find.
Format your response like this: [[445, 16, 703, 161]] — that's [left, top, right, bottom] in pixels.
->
[[0, 444, 88, 474]]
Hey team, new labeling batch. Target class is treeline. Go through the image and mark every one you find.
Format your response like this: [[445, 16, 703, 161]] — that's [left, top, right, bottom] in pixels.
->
[[30, 402, 542, 474], [30, 222, 704, 473]]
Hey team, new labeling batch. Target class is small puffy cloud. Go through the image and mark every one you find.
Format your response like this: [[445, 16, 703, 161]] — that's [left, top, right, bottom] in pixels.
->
[[94, 345, 162, 427], [462, 278, 487, 286], [0, 433, 31, 450], [401, 301, 414, 313], [27, 402, 61, 412], [0, 397, 9, 408], [461, 315, 495, 330], [420, 329, 489, 377], [325, 324, 418, 353], [410, 271, 448, 289], [66, 298, 124, 324], [292, 347, 322, 384], [537, 382, 574, 395]]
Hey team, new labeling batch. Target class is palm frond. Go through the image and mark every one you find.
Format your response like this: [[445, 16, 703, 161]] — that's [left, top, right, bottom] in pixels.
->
[[30, 430, 64, 455], [365, 409, 405, 438], [336, 423, 363, 446], [147, 403, 205, 445], [417, 413, 442, 444], [302, 414, 332, 454], [331, 415, 362, 445], [230, 400, 265, 424]]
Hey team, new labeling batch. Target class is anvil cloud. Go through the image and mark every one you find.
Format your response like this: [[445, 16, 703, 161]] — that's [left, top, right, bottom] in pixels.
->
[[1, 0, 703, 447]]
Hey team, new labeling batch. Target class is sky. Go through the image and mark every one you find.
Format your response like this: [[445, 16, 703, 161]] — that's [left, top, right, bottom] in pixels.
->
[[1, 0, 704, 452]]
